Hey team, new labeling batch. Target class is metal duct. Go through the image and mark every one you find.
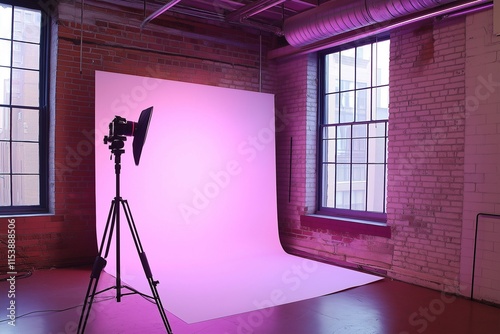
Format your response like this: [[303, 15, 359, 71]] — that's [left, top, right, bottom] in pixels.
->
[[284, 0, 458, 47]]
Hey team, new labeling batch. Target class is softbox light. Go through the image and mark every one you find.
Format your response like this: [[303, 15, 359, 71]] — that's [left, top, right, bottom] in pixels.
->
[[132, 107, 153, 166]]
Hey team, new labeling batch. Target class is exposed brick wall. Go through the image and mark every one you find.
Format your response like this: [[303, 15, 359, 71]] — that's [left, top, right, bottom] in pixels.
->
[[276, 10, 499, 302], [388, 17, 466, 291], [275, 54, 315, 246], [460, 10, 500, 304], [274, 14, 493, 295], [0, 0, 276, 271], [275, 54, 395, 272], [275, 11, 500, 305]]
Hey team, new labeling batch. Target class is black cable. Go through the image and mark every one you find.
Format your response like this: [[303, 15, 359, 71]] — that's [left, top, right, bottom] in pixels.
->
[[0, 296, 115, 324], [0, 270, 32, 282], [0, 238, 33, 282]]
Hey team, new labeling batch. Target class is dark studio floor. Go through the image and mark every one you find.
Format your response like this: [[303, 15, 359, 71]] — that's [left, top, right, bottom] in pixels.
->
[[0, 266, 499, 334]]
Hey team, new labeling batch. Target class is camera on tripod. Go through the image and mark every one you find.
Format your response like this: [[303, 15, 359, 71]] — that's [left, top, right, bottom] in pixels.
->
[[103, 107, 153, 165]]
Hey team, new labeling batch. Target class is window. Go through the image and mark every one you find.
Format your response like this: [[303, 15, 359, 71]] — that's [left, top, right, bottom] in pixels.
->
[[318, 39, 389, 222], [0, 1, 49, 214]]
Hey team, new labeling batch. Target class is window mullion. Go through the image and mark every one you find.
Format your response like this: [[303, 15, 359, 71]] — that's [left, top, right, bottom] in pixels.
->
[[365, 126, 369, 212], [8, 6, 14, 205]]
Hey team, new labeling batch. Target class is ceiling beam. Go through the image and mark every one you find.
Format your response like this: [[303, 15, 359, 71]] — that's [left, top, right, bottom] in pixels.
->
[[226, 0, 287, 21], [141, 0, 182, 28]]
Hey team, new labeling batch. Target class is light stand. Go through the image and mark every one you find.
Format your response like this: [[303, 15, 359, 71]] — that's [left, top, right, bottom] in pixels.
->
[[77, 108, 173, 333]]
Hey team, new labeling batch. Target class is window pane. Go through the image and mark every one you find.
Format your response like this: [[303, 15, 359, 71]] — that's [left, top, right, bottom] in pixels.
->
[[374, 40, 390, 86], [352, 164, 366, 182], [368, 138, 386, 163], [355, 88, 370, 121], [322, 164, 335, 207], [337, 125, 351, 139], [12, 108, 39, 141], [337, 164, 350, 182], [323, 126, 336, 139], [325, 52, 339, 93], [0, 107, 9, 140], [12, 142, 39, 173], [369, 122, 386, 137], [372, 86, 389, 120], [323, 139, 336, 162], [336, 192, 350, 209], [352, 138, 367, 163], [12, 174, 39, 205], [0, 141, 10, 172], [0, 174, 10, 205], [337, 125, 351, 163], [367, 164, 385, 212], [336, 139, 350, 163], [336, 190, 350, 209], [340, 91, 354, 122], [0, 66, 11, 104], [13, 7, 41, 43], [352, 124, 367, 138], [351, 188, 366, 211], [0, 40, 11, 66], [340, 48, 355, 85], [0, 4, 12, 39], [325, 93, 339, 123], [12, 68, 39, 106], [356, 44, 371, 88], [13, 41, 40, 70]]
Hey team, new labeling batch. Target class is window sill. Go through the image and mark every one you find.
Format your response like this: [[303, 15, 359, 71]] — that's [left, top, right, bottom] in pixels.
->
[[300, 214, 391, 238]]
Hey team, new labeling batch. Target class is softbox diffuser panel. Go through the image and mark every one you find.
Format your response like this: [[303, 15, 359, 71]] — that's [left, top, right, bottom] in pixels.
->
[[132, 106, 153, 165], [95, 71, 381, 323]]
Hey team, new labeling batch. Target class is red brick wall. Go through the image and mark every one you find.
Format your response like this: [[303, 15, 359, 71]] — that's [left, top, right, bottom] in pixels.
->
[[275, 51, 395, 272], [0, 1, 276, 271], [388, 17, 466, 290], [460, 10, 500, 304], [275, 54, 316, 227], [275, 16, 470, 293]]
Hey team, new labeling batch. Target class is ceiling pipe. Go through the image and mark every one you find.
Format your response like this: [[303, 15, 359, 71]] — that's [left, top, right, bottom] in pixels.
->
[[270, 0, 491, 58], [441, 0, 492, 17], [283, 0, 461, 47], [141, 0, 182, 29], [226, 0, 287, 21]]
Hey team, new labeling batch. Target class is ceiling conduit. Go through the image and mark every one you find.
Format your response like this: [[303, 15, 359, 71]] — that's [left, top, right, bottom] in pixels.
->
[[283, 0, 458, 47]]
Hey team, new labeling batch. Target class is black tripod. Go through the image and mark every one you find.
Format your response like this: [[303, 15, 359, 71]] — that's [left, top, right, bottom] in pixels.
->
[[77, 137, 173, 334]]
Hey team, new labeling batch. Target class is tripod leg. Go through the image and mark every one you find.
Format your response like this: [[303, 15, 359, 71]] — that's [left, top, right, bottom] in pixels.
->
[[77, 256, 107, 334], [139, 252, 174, 334], [78, 200, 116, 334], [121, 199, 174, 334]]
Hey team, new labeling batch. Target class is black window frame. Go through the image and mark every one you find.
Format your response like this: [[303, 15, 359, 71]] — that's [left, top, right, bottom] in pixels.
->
[[317, 36, 389, 224], [0, 0, 50, 215]]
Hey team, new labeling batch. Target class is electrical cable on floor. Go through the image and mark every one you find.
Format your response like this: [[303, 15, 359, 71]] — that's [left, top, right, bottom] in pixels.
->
[[0, 239, 33, 282], [0, 270, 32, 282], [0, 296, 115, 324]]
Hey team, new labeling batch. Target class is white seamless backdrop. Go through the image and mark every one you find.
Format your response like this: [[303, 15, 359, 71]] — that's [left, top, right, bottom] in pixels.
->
[[94, 71, 381, 323]]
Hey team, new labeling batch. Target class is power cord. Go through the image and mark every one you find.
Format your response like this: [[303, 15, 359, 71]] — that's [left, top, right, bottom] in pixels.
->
[[0, 295, 116, 324]]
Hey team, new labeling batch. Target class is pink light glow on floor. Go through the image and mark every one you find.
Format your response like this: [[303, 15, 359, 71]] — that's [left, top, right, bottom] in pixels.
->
[[95, 71, 381, 323]]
